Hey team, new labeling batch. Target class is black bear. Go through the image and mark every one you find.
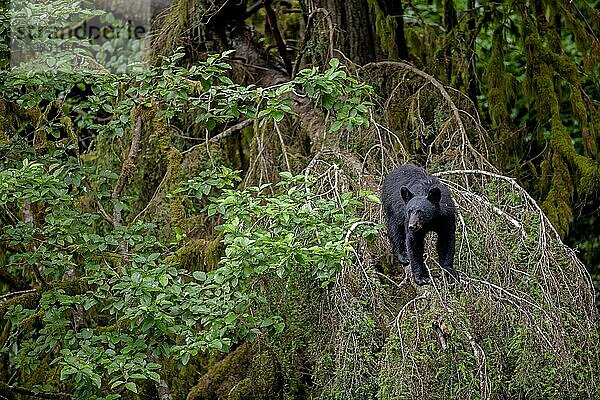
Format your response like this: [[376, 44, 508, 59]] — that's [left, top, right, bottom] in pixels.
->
[[381, 163, 458, 285]]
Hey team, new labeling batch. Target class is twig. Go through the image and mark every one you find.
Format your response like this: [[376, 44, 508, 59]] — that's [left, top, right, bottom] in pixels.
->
[[363, 61, 467, 141], [433, 168, 561, 240], [463, 328, 490, 400], [344, 221, 375, 244], [182, 119, 253, 155], [80, 177, 114, 225], [96, 200, 114, 225], [273, 121, 291, 172], [441, 178, 527, 239], [21, 202, 46, 287], [394, 291, 429, 337], [131, 170, 169, 224], [432, 319, 448, 351], [244, 0, 263, 18]]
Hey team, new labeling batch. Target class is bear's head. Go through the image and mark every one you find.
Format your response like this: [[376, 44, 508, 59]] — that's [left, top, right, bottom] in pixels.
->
[[400, 186, 442, 232]]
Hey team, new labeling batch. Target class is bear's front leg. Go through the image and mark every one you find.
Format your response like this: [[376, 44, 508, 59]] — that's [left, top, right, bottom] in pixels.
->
[[406, 232, 430, 285], [387, 216, 409, 265], [436, 224, 459, 282]]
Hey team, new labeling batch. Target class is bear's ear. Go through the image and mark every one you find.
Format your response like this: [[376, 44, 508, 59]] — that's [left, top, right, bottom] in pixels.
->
[[427, 186, 441, 203], [401, 186, 414, 202]]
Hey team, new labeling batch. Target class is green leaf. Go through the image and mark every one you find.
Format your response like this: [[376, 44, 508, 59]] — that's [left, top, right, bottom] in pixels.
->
[[79, 329, 93, 340], [110, 380, 125, 389], [158, 274, 169, 286], [181, 352, 190, 366], [125, 382, 138, 393], [304, 83, 315, 97], [365, 194, 381, 204], [321, 94, 334, 110], [224, 313, 237, 324], [113, 200, 125, 212], [329, 120, 343, 132], [206, 119, 216, 131], [83, 298, 97, 311], [131, 272, 142, 283], [60, 367, 74, 381], [148, 371, 161, 382], [279, 171, 293, 180], [193, 271, 207, 281]]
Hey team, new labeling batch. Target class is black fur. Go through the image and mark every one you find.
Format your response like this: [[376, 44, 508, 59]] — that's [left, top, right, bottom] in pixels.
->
[[381, 164, 458, 285]]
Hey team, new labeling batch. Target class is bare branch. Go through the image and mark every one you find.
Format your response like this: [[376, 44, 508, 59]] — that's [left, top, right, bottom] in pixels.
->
[[264, 0, 292, 76], [182, 119, 253, 155]]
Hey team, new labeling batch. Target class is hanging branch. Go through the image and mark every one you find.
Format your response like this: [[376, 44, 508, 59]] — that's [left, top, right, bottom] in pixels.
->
[[264, 0, 293, 76], [112, 110, 143, 255]]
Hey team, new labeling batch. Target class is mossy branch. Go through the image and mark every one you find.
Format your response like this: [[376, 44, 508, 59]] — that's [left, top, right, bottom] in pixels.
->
[[0, 381, 71, 399], [0, 291, 40, 320], [112, 108, 143, 229]]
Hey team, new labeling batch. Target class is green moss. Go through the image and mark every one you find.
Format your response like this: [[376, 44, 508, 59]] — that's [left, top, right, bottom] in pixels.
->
[[0, 99, 10, 143], [59, 115, 77, 150], [0, 292, 40, 319], [163, 233, 223, 273], [149, 0, 205, 61], [229, 350, 281, 400], [167, 148, 185, 229], [485, 26, 516, 140], [541, 150, 573, 237], [94, 319, 128, 334], [575, 156, 600, 196], [366, 0, 398, 59], [16, 310, 43, 332], [158, 354, 213, 400], [167, 239, 208, 272], [187, 343, 281, 400], [0, 381, 70, 400], [204, 232, 224, 270], [520, 14, 600, 238]]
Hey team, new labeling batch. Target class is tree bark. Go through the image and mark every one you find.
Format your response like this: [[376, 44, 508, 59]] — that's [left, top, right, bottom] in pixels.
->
[[303, 0, 378, 64]]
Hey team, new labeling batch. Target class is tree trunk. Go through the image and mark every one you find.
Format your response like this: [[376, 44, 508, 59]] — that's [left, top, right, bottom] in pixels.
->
[[303, 0, 379, 64], [376, 0, 409, 60]]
